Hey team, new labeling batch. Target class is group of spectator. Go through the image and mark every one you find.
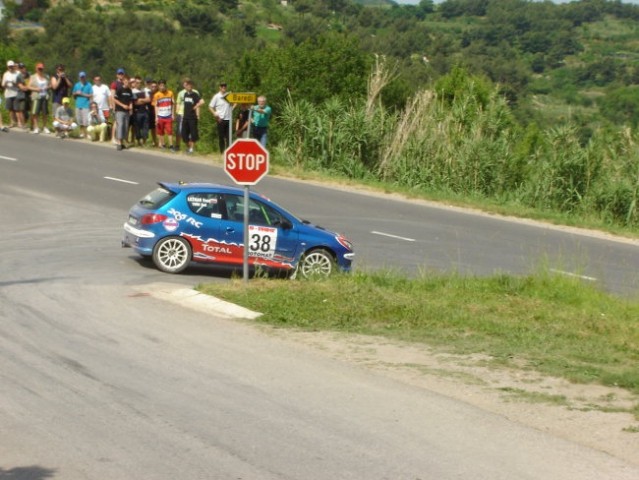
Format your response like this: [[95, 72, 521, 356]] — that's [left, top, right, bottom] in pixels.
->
[[1, 60, 272, 154]]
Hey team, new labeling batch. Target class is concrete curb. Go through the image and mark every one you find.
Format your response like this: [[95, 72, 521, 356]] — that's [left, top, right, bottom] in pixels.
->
[[133, 282, 262, 320]]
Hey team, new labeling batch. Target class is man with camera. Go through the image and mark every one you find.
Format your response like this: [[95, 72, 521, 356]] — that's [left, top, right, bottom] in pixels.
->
[[51, 64, 72, 115]]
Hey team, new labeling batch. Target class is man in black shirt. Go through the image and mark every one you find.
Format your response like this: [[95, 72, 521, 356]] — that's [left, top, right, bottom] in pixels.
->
[[181, 79, 204, 155], [113, 75, 133, 151], [51, 64, 72, 116]]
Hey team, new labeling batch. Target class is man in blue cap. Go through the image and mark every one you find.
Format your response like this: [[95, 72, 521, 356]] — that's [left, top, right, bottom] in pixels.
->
[[73, 71, 93, 138], [109, 68, 126, 143]]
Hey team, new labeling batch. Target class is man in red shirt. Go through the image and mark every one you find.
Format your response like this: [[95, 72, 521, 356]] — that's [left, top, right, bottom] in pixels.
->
[[152, 79, 175, 151]]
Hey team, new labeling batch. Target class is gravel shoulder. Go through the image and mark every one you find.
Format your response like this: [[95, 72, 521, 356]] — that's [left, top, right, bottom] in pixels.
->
[[262, 327, 639, 467]]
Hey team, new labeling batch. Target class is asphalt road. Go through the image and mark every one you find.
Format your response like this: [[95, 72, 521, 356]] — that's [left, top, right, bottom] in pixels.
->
[[4, 130, 639, 294], [2, 132, 639, 479]]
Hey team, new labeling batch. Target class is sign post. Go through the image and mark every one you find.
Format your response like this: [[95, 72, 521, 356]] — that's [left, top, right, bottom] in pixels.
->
[[224, 138, 270, 282]]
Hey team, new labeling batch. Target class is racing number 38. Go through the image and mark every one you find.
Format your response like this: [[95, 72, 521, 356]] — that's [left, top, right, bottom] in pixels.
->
[[249, 225, 277, 258]]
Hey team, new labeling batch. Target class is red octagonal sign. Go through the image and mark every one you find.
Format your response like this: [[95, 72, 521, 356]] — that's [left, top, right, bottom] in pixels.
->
[[224, 139, 270, 186]]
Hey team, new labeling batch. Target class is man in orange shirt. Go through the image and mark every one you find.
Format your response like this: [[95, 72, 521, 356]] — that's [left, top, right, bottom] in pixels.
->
[[152, 79, 175, 151]]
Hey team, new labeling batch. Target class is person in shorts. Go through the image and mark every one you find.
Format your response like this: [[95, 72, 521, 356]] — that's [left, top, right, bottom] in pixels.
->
[[113, 74, 133, 151], [152, 79, 175, 150], [2, 60, 24, 128], [28, 62, 51, 134]]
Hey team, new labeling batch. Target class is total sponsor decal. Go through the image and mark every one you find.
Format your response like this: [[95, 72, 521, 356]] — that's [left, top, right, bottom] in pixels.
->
[[183, 234, 234, 261]]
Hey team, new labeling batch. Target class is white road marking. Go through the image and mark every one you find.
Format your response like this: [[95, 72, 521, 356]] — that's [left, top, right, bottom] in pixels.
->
[[0, 155, 18, 162], [371, 230, 416, 242], [550, 269, 597, 282], [104, 176, 139, 185]]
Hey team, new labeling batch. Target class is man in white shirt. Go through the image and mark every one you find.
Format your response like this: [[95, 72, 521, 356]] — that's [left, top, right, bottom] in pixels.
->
[[2, 60, 22, 128], [208, 82, 233, 153], [92, 75, 111, 123]]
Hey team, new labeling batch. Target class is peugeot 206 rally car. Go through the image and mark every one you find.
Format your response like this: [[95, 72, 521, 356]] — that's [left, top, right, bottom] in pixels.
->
[[122, 182, 354, 278]]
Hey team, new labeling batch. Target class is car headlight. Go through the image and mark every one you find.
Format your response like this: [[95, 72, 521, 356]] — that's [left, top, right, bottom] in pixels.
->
[[336, 234, 354, 251]]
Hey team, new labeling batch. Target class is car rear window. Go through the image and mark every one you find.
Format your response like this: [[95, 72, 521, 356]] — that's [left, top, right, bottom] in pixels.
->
[[137, 187, 176, 209]]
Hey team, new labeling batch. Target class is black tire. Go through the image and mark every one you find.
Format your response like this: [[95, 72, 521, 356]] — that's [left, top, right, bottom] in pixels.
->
[[297, 248, 335, 279], [152, 236, 192, 274]]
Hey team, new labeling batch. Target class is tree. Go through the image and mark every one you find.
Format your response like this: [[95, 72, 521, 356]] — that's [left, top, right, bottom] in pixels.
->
[[238, 32, 370, 106], [172, 1, 223, 35]]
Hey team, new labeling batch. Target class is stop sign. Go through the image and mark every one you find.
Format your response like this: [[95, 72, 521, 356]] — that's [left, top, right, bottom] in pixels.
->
[[224, 139, 270, 185]]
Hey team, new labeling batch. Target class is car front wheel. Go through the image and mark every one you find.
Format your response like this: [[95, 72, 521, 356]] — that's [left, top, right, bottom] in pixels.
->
[[152, 236, 192, 274], [298, 248, 335, 279]]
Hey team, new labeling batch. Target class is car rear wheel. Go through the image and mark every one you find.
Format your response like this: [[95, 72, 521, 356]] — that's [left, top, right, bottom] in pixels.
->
[[298, 248, 335, 279], [152, 236, 191, 273]]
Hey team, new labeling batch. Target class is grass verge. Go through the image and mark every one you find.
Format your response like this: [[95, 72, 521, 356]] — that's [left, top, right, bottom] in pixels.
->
[[198, 270, 639, 398]]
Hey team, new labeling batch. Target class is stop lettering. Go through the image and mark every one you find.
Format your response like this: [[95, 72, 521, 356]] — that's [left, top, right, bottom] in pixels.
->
[[224, 139, 270, 185], [226, 152, 267, 171]]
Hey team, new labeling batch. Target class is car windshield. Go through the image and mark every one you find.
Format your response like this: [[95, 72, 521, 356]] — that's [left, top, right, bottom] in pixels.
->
[[138, 187, 175, 209]]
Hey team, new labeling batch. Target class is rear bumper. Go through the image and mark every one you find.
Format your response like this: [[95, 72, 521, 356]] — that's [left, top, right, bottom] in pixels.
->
[[122, 222, 156, 255]]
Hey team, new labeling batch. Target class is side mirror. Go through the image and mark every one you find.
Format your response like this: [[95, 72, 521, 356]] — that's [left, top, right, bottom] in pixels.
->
[[276, 218, 293, 230]]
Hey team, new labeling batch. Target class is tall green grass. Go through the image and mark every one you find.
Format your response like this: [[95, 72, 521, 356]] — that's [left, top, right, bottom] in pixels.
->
[[271, 67, 639, 230]]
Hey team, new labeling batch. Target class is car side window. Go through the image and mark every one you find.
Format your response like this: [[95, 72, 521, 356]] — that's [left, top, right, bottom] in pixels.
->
[[187, 193, 222, 219], [223, 194, 244, 222], [222, 194, 287, 227]]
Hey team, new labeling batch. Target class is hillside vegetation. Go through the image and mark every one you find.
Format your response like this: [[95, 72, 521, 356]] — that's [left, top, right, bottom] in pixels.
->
[[3, 0, 639, 232]]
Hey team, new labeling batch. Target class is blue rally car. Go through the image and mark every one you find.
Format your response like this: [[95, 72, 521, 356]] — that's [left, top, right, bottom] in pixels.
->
[[122, 182, 354, 278]]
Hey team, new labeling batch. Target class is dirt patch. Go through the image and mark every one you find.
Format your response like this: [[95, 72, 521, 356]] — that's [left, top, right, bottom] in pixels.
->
[[263, 327, 639, 466]]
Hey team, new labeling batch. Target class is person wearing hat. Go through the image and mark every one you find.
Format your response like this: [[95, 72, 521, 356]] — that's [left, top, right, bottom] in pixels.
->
[[52, 97, 78, 138], [208, 81, 233, 153], [51, 64, 72, 115], [2, 60, 23, 128], [73, 71, 93, 138], [109, 68, 126, 143], [28, 62, 51, 134], [113, 74, 134, 151]]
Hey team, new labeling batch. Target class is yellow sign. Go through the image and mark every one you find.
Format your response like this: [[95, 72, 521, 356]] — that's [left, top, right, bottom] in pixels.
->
[[225, 92, 257, 104]]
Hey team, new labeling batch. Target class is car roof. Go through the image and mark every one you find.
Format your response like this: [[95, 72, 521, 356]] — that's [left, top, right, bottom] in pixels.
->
[[158, 182, 271, 200], [160, 182, 244, 194]]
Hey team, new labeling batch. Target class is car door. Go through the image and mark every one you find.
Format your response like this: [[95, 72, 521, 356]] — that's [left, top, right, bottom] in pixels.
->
[[180, 192, 225, 263], [218, 194, 300, 269]]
